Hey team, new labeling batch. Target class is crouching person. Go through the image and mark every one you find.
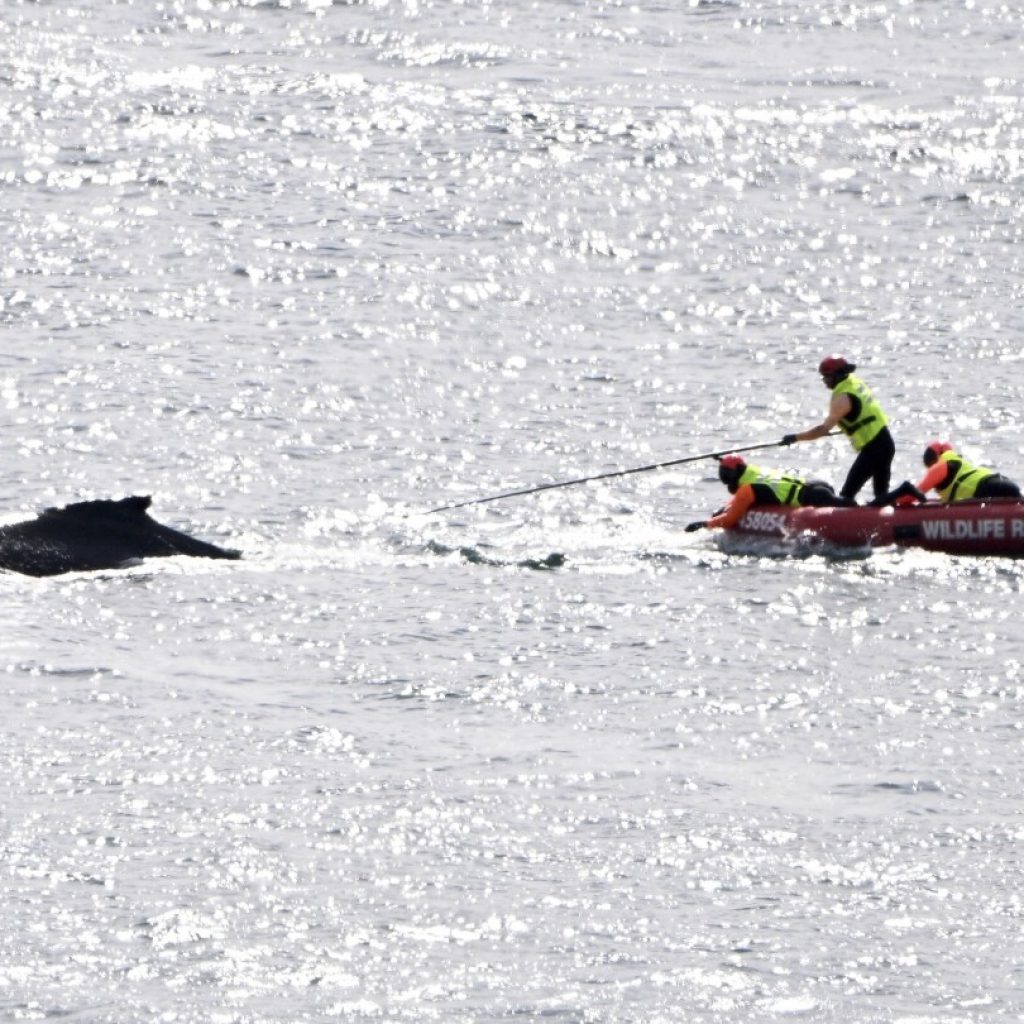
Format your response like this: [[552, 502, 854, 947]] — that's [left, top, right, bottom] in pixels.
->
[[917, 442, 1022, 502], [874, 441, 1022, 507], [685, 454, 852, 533]]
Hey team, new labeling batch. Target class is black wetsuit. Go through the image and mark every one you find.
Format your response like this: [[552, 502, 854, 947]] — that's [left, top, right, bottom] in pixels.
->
[[802, 480, 855, 507], [973, 474, 1023, 499], [750, 480, 852, 508], [839, 390, 895, 503]]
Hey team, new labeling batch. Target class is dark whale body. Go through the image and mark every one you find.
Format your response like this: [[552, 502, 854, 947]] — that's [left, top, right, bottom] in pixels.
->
[[0, 496, 241, 577]]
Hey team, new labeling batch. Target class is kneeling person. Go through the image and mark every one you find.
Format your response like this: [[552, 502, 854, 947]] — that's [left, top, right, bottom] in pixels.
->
[[686, 455, 852, 532]]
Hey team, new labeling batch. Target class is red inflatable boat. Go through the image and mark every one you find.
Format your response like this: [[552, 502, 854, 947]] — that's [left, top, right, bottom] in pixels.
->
[[725, 498, 1024, 557]]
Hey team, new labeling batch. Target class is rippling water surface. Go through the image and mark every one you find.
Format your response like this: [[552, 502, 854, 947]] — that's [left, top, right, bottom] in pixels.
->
[[3, 1, 1024, 1021]]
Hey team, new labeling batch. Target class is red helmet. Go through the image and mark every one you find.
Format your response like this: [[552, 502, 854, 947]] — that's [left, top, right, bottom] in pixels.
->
[[818, 354, 856, 377], [717, 454, 746, 487], [923, 440, 952, 467]]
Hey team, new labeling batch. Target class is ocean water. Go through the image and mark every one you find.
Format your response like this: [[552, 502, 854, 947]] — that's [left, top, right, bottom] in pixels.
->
[[2, 1, 1024, 1021]]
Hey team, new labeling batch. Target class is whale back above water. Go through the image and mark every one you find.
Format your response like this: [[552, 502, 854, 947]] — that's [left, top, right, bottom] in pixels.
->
[[0, 496, 241, 577]]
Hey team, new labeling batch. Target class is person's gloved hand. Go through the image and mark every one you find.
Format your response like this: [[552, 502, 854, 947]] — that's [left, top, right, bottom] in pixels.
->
[[781, 433, 798, 446], [893, 481, 927, 506], [685, 521, 707, 533]]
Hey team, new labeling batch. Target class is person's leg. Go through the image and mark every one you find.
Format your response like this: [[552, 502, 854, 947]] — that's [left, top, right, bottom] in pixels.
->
[[801, 481, 854, 507], [869, 430, 895, 501], [840, 450, 873, 503], [867, 480, 927, 508], [974, 474, 1023, 499], [842, 429, 895, 502]]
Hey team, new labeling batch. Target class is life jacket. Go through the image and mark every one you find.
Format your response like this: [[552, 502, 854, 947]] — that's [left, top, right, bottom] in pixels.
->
[[935, 451, 994, 503], [832, 375, 889, 451], [737, 464, 804, 506]]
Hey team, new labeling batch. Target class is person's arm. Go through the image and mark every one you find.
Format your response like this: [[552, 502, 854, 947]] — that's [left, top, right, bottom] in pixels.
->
[[785, 392, 853, 444], [706, 484, 757, 529], [916, 462, 951, 495]]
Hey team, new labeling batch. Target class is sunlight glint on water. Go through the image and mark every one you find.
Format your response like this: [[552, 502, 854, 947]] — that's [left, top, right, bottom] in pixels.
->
[[2, 1, 1024, 1021]]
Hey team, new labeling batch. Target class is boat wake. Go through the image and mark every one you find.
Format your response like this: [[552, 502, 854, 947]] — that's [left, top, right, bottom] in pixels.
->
[[715, 531, 873, 561]]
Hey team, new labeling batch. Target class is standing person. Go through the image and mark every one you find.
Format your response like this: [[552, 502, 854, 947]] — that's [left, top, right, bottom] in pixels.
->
[[914, 441, 1022, 502], [780, 355, 895, 504], [685, 454, 851, 532]]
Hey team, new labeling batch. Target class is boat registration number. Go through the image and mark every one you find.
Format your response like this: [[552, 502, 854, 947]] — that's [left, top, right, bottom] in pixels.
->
[[740, 510, 788, 534]]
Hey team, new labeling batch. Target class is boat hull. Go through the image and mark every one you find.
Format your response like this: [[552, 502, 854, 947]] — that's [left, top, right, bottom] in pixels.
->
[[727, 498, 1024, 557]]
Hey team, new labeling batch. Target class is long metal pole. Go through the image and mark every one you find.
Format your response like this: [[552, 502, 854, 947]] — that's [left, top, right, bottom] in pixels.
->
[[425, 438, 796, 514]]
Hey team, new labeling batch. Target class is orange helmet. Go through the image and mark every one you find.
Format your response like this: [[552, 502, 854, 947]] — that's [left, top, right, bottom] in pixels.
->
[[923, 440, 952, 467]]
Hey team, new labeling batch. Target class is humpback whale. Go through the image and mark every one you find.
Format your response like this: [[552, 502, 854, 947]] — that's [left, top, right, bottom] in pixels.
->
[[0, 496, 241, 577]]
